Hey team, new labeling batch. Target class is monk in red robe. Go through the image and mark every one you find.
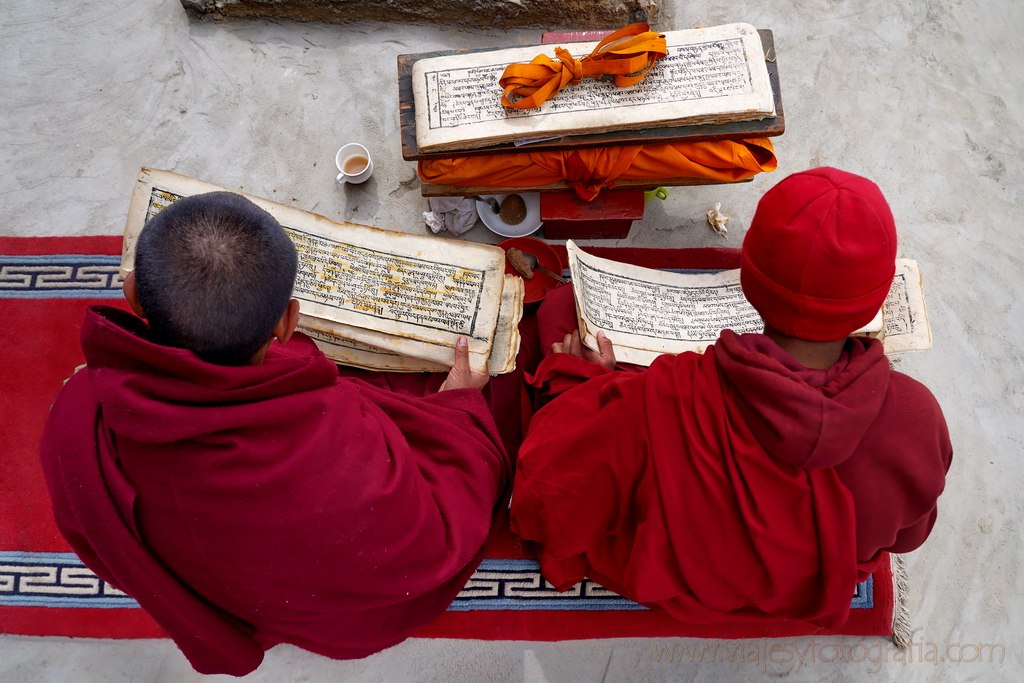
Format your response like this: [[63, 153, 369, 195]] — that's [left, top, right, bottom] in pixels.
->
[[511, 167, 953, 628], [40, 192, 511, 675]]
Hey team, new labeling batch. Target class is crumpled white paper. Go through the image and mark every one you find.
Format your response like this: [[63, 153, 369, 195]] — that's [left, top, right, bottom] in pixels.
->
[[706, 202, 731, 238], [423, 197, 478, 236]]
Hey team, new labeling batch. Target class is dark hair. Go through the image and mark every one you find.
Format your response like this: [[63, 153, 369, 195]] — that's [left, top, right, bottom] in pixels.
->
[[134, 191, 298, 365]]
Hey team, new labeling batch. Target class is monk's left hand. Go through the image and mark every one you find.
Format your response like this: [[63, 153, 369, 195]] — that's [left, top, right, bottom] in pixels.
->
[[553, 330, 616, 371], [439, 336, 490, 392]]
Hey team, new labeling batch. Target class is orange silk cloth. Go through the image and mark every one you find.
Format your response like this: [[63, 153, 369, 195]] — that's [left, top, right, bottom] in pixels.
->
[[418, 138, 778, 201], [499, 23, 667, 109]]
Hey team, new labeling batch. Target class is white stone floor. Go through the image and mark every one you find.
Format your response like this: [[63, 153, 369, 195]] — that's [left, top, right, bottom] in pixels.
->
[[2, 0, 1022, 680]]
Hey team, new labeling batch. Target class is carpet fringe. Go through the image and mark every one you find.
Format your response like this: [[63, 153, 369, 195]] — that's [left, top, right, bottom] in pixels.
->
[[890, 553, 912, 650]]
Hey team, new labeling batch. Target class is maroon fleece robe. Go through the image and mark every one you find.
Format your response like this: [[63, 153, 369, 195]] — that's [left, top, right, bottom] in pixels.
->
[[40, 307, 511, 675], [512, 289, 951, 626]]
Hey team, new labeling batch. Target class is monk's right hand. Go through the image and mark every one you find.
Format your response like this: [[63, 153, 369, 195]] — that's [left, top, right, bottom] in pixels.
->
[[552, 330, 616, 371], [439, 336, 490, 392]]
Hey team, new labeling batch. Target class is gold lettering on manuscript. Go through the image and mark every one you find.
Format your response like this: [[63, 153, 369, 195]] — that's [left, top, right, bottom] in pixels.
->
[[286, 229, 486, 338]]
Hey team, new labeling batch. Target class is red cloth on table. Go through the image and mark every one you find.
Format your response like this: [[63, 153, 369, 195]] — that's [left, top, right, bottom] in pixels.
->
[[40, 307, 511, 675], [512, 285, 952, 626]]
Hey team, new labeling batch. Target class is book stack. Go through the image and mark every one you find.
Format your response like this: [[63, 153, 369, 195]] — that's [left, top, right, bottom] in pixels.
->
[[398, 22, 785, 196]]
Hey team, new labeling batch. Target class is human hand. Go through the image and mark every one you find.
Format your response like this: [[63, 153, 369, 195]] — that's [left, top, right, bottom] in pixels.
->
[[552, 330, 616, 371], [439, 336, 490, 392]]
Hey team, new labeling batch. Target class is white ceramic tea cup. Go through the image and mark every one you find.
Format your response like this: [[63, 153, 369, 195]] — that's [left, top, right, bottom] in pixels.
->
[[335, 143, 373, 184]]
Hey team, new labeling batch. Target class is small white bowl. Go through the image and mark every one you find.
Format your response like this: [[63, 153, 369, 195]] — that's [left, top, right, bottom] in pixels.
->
[[476, 193, 542, 238]]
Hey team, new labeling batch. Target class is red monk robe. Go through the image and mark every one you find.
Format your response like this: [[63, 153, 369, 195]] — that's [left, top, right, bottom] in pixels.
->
[[40, 307, 512, 676], [511, 284, 952, 628]]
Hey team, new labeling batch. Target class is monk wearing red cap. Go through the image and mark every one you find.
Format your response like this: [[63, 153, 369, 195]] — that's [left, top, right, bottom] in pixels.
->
[[511, 167, 952, 627], [40, 192, 510, 675]]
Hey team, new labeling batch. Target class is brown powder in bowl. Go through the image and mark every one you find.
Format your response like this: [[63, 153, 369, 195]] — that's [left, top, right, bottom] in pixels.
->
[[499, 194, 527, 225]]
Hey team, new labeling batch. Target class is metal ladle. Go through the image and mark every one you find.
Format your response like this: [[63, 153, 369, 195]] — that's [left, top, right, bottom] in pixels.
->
[[472, 195, 500, 214]]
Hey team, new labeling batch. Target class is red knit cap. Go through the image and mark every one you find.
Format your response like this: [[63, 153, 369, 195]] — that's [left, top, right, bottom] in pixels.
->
[[740, 167, 897, 341]]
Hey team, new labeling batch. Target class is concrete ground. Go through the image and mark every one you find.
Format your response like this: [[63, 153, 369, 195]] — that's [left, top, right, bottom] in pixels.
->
[[2, 0, 1021, 681]]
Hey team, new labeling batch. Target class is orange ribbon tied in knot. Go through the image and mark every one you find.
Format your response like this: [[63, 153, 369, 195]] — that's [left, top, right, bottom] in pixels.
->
[[499, 23, 667, 109]]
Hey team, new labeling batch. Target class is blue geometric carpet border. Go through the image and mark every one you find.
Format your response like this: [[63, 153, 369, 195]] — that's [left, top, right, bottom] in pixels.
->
[[0, 255, 124, 299], [0, 552, 872, 612]]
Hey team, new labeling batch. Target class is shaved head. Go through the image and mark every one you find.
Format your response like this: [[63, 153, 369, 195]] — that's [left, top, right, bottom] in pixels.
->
[[133, 191, 298, 365]]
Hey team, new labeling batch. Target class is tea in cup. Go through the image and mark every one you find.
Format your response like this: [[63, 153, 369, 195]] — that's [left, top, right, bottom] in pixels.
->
[[335, 144, 373, 184]]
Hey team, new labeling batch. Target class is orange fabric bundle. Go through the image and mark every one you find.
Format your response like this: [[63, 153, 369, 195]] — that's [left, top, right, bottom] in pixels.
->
[[418, 138, 778, 201], [499, 23, 667, 109]]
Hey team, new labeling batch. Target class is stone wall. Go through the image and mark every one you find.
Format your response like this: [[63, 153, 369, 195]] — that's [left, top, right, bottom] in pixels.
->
[[181, 0, 660, 29]]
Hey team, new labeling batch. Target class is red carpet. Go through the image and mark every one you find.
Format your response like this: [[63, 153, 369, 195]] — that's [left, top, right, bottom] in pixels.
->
[[0, 236, 899, 643]]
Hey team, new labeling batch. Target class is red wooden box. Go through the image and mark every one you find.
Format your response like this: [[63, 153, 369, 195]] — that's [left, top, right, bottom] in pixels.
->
[[540, 188, 645, 240]]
